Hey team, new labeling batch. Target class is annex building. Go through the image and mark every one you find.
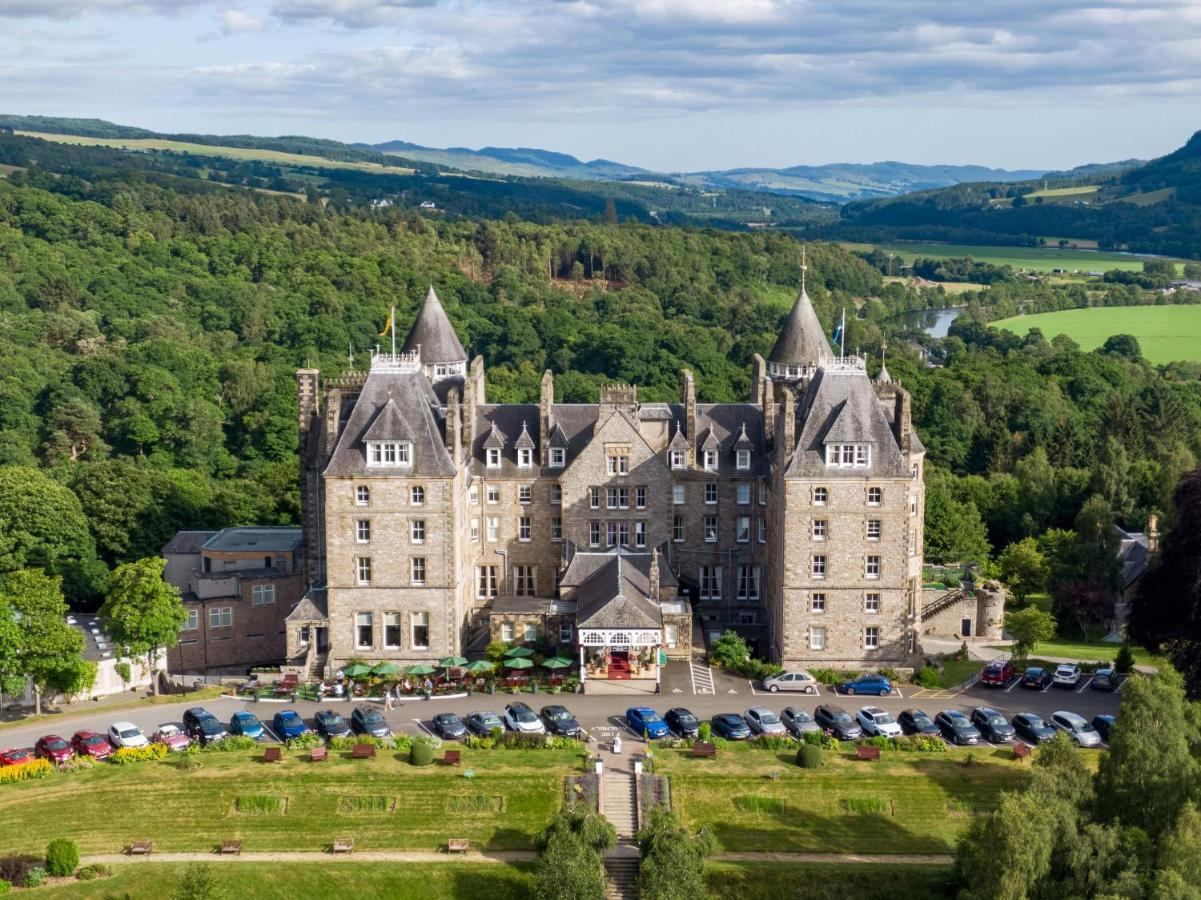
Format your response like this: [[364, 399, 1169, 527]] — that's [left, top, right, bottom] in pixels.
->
[[290, 284, 926, 687]]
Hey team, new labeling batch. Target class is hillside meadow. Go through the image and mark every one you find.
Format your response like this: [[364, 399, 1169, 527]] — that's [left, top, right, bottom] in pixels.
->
[[840, 241, 1187, 274], [992, 305, 1201, 364]]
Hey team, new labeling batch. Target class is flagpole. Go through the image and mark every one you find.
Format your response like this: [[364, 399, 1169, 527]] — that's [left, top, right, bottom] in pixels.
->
[[390, 305, 396, 356], [840, 308, 846, 357]]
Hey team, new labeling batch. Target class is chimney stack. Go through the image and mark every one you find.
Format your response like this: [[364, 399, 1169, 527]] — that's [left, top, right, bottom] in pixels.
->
[[1148, 513, 1160, 554], [895, 388, 912, 454], [446, 387, 462, 461], [649, 549, 661, 604], [539, 370, 554, 466], [781, 385, 796, 458], [763, 380, 776, 444], [683, 370, 697, 448]]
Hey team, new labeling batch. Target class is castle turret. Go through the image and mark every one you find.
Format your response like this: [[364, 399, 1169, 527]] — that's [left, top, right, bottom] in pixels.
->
[[402, 286, 468, 381], [768, 283, 833, 381]]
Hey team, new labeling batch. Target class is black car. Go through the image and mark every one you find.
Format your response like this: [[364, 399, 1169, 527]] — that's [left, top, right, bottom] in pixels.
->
[[934, 710, 981, 745], [897, 708, 940, 737], [813, 704, 863, 741], [970, 707, 1015, 743], [314, 710, 352, 739], [780, 707, 820, 738], [1091, 668, 1120, 692], [182, 706, 228, 745], [665, 707, 700, 739], [711, 713, 752, 740], [1011, 712, 1056, 745], [432, 713, 468, 740], [351, 705, 392, 738], [1091, 714, 1116, 742], [540, 706, 581, 738], [1022, 667, 1053, 690], [464, 711, 504, 738]]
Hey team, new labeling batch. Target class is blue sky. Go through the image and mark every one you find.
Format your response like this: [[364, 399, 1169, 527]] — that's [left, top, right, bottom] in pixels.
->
[[2, 0, 1199, 171]]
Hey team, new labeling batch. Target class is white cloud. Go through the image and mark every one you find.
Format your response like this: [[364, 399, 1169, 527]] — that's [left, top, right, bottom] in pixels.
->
[[219, 8, 266, 32]]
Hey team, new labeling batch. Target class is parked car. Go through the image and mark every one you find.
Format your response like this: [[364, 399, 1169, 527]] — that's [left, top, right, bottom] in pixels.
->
[[272, 710, 309, 740], [711, 713, 752, 741], [540, 706, 582, 738], [505, 702, 546, 734], [760, 670, 819, 694], [745, 707, 788, 737], [857, 707, 902, 738], [151, 724, 192, 752], [1091, 714, 1116, 742], [432, 713, 468, 740], [71, 730, 113, 760], [934, 710, 981, 745], [464, 711, 503, 738], [1053, 664, 1082, 689], [182, 707, 228, 745], [840, 674, 892, 696], [969, 708, 1015, 743], [625, 707, 668, 739], [34, 734, 74, 763], [351, 706, 393, 738], [813, 704, 863, 740], [1050, 711, 1102, 747], [979, 660, 1016, 687], [314, 710, 352, 739], [108, 722, 149, 749], [0, 748, 35, 767], [1091, 668, 1120, 692], [781, 707, 820, 738], [1011, 713, 1056, 745], [230, 711, 265, 740], [898, 709, 940, 737], [665, 707, 700, 739], [1022, 667, 1053, 690]]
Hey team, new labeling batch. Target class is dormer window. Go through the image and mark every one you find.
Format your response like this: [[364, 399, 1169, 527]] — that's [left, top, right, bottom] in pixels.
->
[[550, 447, 565, 468], [367, 441, 412, 467], [736, 449, 751, 471], [702, 449, 718, 471], [517, 448, 533, 468], [486, 448, 501, 468], [825, 443, 870, 468], [669, 449, 686, 470]]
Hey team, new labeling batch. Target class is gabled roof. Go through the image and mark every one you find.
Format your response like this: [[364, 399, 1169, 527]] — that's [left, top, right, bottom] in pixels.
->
[[734, 423, 753, 448], [514, 421, 536, 450], [769, 286, 834, 366], [875, 364, 892, 384], [401, 286, 467, 363], [668, 425, 691, 450], [698, 427, 721, 451], [822, 397, 877, 444], [575, 552, 663, 631], [287, 588, 328, 623], [361, 399, 415, 444], [547, 422, 569, 448], [483, 421, 507, 449]]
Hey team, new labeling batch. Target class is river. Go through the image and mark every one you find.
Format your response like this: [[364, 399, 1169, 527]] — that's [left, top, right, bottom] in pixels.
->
[[899, 306, 963, 338]]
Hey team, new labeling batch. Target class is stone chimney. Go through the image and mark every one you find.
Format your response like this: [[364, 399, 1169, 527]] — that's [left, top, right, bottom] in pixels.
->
[[599, 383, 638, 420], [763, 380, 776, 445], [649, 549, 661, 604], [296, 369, 320, 438], [464, 355, 486, 451], [682, 369, 697, 445], [539, 369, 554, 466], [446, 387, 462, 462], [780, 385, 796, 458], [1148, 513, 1160, 554], [750, 353, 767, 406], [895, 387, 912, 454]]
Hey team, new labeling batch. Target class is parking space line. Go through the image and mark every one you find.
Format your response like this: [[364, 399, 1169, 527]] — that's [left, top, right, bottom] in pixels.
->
[[1077, 678, 1093, 693], [892, 688, 903, 700], [1041, 681, 1053, 692], [690, 661, 715, 696], [261, 725, 281, 743], [1005, 677, 1022, 692], [412, 718, 437, 739], [747, 680, 760, 696]]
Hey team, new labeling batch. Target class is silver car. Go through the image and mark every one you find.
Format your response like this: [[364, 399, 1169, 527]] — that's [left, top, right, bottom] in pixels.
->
[[761, 670, 818, 694], [1050, 711, 1101, 747], [744, 707, 788, 737], [781, 706, 820, 737]]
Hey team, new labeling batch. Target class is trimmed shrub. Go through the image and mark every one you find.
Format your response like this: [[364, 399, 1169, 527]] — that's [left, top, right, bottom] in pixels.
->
[[76, 863, 110, 881], [110, 744, 169, 765], [410, 741, 435, 766], [697, 721, 711, 743], [866, 735, 890, 749], [914, 666, 941, 688], [0, 758, 53, 783], [23, 866, 46, 889], [797, 744, 823, 769], [202, 736, 258, 752], [285, 732, 323, 751], [801, 730, 822, 746], [45, 838, 78, 877], [752, 735, 794, 751]]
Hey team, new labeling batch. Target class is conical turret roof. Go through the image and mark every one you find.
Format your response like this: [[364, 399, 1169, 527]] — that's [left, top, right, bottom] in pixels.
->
[[402, 286, 467, 363], [768, 285, 833, 366]]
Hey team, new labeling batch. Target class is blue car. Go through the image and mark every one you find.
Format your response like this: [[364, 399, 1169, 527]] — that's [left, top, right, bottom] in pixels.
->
[[230, 711, 264, 740], [625, 707, 669, 739], [840, 674, 892, 697], [272, 710, 309, 740], [711, 713, 752, 740]]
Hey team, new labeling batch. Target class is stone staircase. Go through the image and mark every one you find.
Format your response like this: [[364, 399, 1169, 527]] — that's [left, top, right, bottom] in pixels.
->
[[921, 586, 968, 622], [604, 846, 640, 900], [600, 741, 641, 899]]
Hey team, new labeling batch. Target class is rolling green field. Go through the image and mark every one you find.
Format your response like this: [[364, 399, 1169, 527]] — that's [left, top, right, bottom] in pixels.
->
[[1023, 185, 1100, 200], [992, 305, 1201, 364], [840, 241, 1186, 274]]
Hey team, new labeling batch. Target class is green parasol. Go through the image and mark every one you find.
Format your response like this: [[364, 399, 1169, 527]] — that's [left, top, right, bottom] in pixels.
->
[[505, 657, 534, 670], [541, 656, 573, 669], [372, 662, 401, 676], [464, 660, 495, 673], [406, 664, 437, 676], [439, 656, 468, 668], [343, 663, 373, 678], [504, 646, 535, 658]]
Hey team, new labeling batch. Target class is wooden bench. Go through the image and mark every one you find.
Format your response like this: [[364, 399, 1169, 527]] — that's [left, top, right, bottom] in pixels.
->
[[1013, 741, 1031, 761], [855, 744, 882, 761], [352, 743, 376, 759], [219, 840, 242, 856], [310, 746, 327, 762], [447, 838, 469, 854], [128, 841, 153, 856], [332, 837, 354, 854], [691, 742, 717, 758], [441, 750, 461, 766], [262, 746, 283, 763]]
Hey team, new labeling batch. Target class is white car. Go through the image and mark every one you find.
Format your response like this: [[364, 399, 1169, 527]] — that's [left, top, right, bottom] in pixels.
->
[[1050, 711, 1101, 747], [1053, 664, 1082, 688], [856, 707, 903, 738], [108, 721, 149, 749], [760, 670, 819, 694], [503, 702, 545, 734]]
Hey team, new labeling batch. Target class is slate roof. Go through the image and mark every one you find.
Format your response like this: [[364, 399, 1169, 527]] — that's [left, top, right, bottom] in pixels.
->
[[562, 547, 678, 590], [287, 588, 328, 622], [768, 286, 834, 365], [515, 421, 536, 450], [575, 551, 664, 631], [202, 527, 302, 554], [1116, 529, 1150, 588], [401, 286, 467, 363], [162, 530, 218, 556], [361, 399, 415, 443], [324, 368, 455, 478], [471, 403, 600, 476]]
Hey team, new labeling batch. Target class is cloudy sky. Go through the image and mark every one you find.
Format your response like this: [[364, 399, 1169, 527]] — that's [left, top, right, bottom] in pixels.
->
[[2, 0, 1199, 171]]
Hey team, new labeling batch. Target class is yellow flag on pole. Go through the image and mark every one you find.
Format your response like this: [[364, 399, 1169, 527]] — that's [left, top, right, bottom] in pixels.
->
[[379, 309, 393, 338]]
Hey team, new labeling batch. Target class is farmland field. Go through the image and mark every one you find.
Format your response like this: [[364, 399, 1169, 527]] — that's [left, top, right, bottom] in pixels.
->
[[1023, 185, 1099, 199], [840, 241, 1187, 274], [992, 305, 1201, 364]]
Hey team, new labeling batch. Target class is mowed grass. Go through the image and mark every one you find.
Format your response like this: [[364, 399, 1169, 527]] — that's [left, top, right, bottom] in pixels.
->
[[656, 744, 1027, 854], [839, 241, 1186, 274], [992, 305, 1201, 364], [1023, 185, 1100, 200], [706, 862, 956, 899], [990, 638, 1161, 667], [16, 131, 415, 175], [36, 862, 535, 899], [0, 748, 577, 855]]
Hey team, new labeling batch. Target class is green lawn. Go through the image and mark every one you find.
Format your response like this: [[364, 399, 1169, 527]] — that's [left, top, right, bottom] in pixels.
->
[[1023, 185, 1100, 200], [0, 748, 578, 855], [991, 305, 1201, 364], [839, 241, 1186, 274], [706, 862, 955, 899], [993, 639, 1158, 667], [38, 862, 535, 899], [656, 744, 1027, 854], [938, 659, 984, 689]]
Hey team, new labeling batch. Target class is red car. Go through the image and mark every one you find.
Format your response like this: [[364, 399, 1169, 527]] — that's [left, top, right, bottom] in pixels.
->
[[71, 730, 113, 760], [980, 660, 1016, 687], [34, 735, 73, 763], [0, 748, 35, 767]]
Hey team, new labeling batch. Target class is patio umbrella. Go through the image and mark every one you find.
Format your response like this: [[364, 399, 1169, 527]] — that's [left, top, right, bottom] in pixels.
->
[[439, 656, 468, 668], [343, 663, 373, 678], [406, 664, 437, 676], [372, 662, 401, 676], [464, 660, 494, 673], [541, 656, 573, 669], [504, 646, 535, 659], [505, 657, 534, 670]]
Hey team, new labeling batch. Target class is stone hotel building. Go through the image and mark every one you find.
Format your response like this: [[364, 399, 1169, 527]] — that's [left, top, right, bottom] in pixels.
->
[[289, 284, 925, 686]]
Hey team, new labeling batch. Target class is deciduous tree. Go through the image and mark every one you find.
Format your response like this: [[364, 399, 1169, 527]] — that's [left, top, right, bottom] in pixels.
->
[[99, 558, 186, 695], [0, 569, 87, 714], [996, 537, 1046, 604], [1004, 606, 1056, 662]]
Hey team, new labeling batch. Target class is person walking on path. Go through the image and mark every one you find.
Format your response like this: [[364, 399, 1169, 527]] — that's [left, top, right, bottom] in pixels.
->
[[384, 686, 395, 710]]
